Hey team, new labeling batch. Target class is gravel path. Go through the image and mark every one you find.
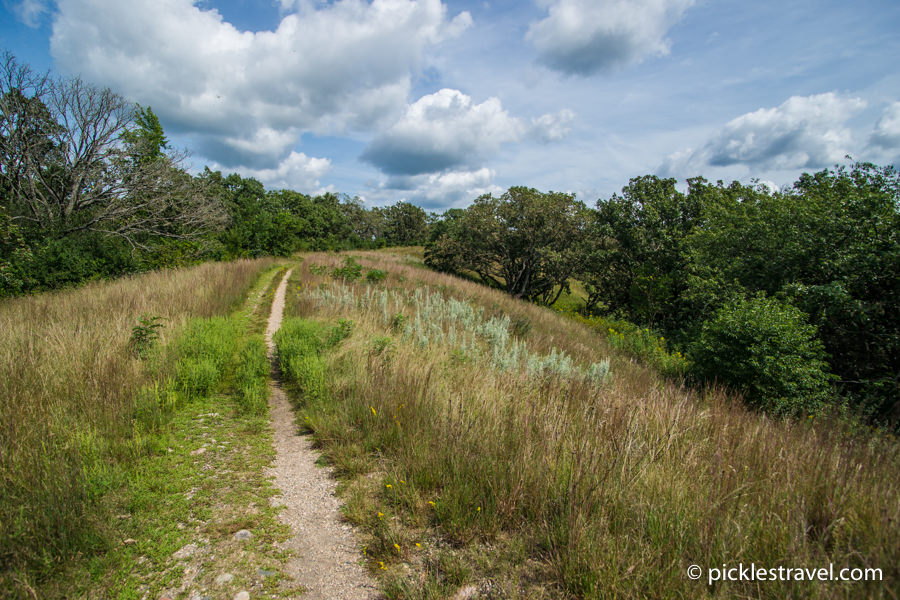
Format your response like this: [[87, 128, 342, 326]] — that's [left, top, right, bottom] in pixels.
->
[[265, 269, 379, 599]]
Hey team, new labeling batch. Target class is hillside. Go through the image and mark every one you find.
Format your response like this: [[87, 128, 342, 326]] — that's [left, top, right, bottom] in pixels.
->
[[1, 250, 897, 599]]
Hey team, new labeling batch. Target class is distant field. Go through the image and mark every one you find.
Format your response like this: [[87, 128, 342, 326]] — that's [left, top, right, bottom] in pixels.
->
[[276, 250, 899, 599]]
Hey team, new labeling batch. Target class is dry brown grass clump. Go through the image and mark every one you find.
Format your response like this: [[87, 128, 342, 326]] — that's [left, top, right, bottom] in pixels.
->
[[279, 251, 899, 599]]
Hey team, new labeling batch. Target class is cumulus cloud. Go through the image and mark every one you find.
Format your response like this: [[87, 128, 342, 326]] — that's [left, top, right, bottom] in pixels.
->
[[208, 151, 332, 193], [660, 93, 866, 176], [49, 0, 471, 168], [361, 89, 575, 175], [869, 101, 900, 150], [526, 0, 694, 75], [529, 109, 576, 143], [361, 88, 524, 175], [369, 167, 503, 209], [10, 0, 48, 27]]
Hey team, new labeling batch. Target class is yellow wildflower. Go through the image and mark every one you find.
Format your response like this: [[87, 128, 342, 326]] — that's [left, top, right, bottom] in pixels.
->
[[370, 406, 377, 416], [386, 484, 392, 489], [393, 543, 401, 553]]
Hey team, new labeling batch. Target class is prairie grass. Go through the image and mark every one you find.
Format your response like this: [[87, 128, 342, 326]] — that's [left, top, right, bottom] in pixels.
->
[[279, 251, 899, 599], [0, 258, 273, 588]]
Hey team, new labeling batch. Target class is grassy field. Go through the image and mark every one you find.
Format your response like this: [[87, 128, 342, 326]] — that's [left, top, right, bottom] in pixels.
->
[[275, 250, 899, 599], [0, 258, 281, 595], [2, 249, 897, 599]]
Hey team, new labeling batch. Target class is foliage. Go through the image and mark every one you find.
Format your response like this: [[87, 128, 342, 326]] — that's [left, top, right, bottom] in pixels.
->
[[425, 187, 587, 304], [128, 314, 165, 359], [332, 256, 363, 281], [366, 268, 387, 282], [575, 314, 688, 378], [690, 294, 834, 416]]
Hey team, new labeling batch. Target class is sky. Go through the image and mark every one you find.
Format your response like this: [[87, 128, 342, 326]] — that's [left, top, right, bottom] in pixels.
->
[[2, 0, 899, 210]]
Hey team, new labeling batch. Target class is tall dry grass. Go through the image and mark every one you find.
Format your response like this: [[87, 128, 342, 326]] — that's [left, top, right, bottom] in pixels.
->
[[280, 251, 899, 598], [0, 258, 273, 584]]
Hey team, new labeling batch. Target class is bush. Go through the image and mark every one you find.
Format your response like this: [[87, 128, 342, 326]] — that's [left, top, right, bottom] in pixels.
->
[[366, 268, 387, 282], [332, 257, 363, 281], [690, 294, 834, 416]]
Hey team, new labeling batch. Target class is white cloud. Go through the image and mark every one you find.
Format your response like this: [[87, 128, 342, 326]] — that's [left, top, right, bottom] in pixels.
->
[[869, 101, 900, 150], [527, 0, 694, 75], [11, 0, 48, 27], [371, 167, 502, 209], [361, 88, 524, 174], [49, 0, 469, 168], [529, 108, 575, 143], [208, 151, 332, 193], [660, 93, 866, 176], [361, 88, 573, 175]]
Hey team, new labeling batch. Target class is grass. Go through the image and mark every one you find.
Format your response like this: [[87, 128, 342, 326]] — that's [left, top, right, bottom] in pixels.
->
[[277, 250, 899, 599], [0, 258, 277, 595]]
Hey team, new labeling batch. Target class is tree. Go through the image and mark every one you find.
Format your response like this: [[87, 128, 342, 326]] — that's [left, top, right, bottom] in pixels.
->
[[383, 201, 427, 246], [0, 52, 225, 249], [426, 187, 586, 303]]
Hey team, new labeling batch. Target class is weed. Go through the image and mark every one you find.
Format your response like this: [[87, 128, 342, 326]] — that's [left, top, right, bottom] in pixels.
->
[[366, 269, 387, 283], [128, 314, 166, 359], [332, 257, 363, 281]]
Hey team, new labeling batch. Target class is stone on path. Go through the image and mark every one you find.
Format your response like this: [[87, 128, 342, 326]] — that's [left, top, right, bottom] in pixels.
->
[[233, 529, 252, 541]]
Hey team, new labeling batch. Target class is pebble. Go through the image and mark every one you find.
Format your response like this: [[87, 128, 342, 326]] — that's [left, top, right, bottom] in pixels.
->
[[172, 543, 199, 560], [216, 573, 234, 585], [191, 447, 207, 456], [234, 592, 250, 600], [257, 569, 276, 578], [452, 586, 478, 600], [233, 529, 253, 541]]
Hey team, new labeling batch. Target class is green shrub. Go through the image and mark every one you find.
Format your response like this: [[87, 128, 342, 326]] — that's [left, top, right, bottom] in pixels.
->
[[366, 268, 387, 282], [128, 314, 166, 359], [328, 318, 354, 346], [690, 294, 834, 416], [332, 257, 363, 281]]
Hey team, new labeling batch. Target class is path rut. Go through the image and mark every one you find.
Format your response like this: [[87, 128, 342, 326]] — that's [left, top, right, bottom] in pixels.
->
[[265, 269, 378, 599]]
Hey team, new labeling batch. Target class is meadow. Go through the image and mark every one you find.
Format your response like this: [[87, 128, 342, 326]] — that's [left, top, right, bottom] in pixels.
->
[[0, 258, 274, 592], [276, 250, 899, 599]]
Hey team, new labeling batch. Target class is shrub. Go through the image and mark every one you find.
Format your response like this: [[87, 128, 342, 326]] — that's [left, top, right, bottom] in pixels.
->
[[128, 314, 166, 359], [366, 268, 387, 282], [690, 294, 834, 416], [332, 257, 363, 281]]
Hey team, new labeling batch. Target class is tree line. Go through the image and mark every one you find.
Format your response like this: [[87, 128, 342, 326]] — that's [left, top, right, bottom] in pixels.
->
[[424, 170, 899, 428], [0, 52, 429, 297]]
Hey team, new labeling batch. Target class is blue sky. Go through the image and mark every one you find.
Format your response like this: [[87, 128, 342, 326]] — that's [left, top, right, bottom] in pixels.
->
[[2, 0, 899, 210]]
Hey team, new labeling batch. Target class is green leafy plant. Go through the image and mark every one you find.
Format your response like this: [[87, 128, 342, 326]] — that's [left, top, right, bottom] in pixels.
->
[[128, 314, 166, 359], [332, 257, 363, 281], [690, 293, 834, 416], [366, 268, 387, 282]]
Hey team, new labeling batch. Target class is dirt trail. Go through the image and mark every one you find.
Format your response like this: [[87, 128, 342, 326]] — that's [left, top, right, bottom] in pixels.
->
[[265, 269, 379, 599]]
